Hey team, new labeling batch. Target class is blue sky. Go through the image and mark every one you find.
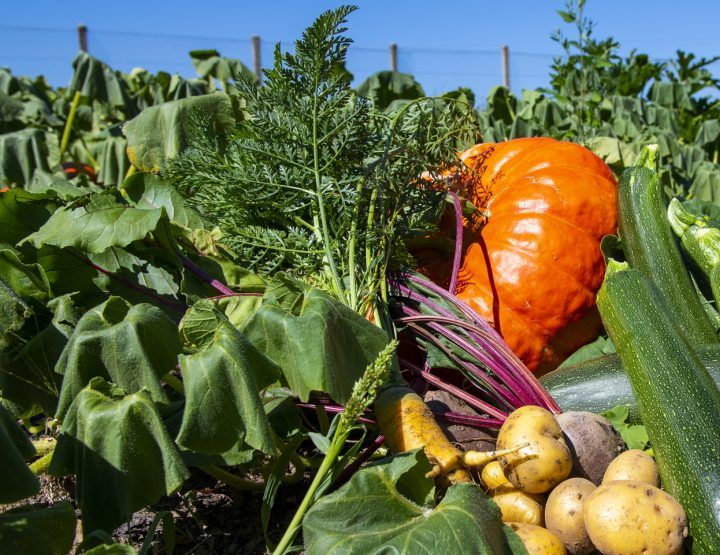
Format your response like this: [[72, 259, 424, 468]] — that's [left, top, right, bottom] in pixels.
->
[[2, 1, 719, 102]]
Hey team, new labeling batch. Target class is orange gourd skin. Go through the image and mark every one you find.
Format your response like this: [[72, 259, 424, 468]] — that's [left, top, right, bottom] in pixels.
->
[[453, 138, 617, 374]]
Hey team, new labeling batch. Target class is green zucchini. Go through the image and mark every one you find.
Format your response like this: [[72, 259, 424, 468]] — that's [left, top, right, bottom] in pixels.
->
[[540, 344, 720, 423], [618, 160, 717, 344], [597, 268, 720, 551]]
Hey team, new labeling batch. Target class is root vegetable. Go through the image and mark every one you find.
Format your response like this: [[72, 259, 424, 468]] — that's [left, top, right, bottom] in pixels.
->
[[556, 411, 625, 485], [509, 523, 567, 554], [583, 480, 688, 555], [375, 386, 470, 483], [602, 449, 659, 487], [492, 487, 546, 526], [545, 478, 596, 555], [497, 406, 572, 493], [482, 461, 545, 526], [376, 386, 519, 484], [481, 460, 510, 490]]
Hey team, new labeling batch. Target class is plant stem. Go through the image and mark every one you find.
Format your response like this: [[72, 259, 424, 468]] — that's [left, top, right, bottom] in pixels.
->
[[125, 164, 137, 181], [59, 91, 82, 161], [311, 80, 345, 299], [72, 252, 187, 314], [177, 252, 235, 296], [272, 431, 347, 555], [30, 452, 54, 476], [201, 465, 264, 491], [162, 372, 185, 395], [347, 180, 363, 310], [448, 191, 464, 295]]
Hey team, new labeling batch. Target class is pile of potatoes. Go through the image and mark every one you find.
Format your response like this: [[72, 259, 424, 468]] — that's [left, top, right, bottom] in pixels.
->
[[483, 406, 688, 555]]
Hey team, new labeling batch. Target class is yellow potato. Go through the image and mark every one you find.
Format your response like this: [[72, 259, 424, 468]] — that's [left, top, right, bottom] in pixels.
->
[[481, 460, 510, 490], [492, 485, 546, 526], [509, 523, 567, 555], [602, 449, 660, 487], [497, 406, 572, 493], [545, 478, 596, 554], [584, 480, 688, 555]]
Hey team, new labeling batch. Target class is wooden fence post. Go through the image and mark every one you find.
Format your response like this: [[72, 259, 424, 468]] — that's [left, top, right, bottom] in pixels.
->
[[501, 45, 510, 89], [252, 35, 262, 82], [77, 24, 88, 52]]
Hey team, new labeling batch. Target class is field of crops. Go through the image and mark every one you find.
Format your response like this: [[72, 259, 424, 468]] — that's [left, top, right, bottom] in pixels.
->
[[2, 2, 720, 554]]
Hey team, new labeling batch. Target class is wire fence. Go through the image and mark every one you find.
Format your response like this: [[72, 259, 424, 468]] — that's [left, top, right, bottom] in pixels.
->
[[0, 24, 567, 104]]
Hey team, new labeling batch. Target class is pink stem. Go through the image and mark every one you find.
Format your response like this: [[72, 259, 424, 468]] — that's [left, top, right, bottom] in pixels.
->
[[448, 191, 464, 295], [407, 274, 561, 413], [399, 358, 508, 420]]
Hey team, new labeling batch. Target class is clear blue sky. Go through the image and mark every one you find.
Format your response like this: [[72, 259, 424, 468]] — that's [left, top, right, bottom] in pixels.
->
[[2, 0, 719, 102]]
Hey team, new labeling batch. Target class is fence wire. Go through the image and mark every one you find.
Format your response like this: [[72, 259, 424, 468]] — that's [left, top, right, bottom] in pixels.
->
[[1, 25, 560, 104]]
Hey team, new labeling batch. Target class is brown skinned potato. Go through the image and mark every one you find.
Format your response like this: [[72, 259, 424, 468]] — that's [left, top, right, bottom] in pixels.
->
[[497, 406, 572, 493], [545, 478, 596, 554]]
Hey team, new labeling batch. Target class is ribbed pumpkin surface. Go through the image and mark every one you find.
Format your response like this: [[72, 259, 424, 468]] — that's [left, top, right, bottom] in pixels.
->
[[454, 138, 617, 373]]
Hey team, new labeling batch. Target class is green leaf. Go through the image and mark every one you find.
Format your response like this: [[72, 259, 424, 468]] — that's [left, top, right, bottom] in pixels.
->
[[0, 295, 75, 417], [0, 403, 38, 502], [0, 279, 31, 352], [177, 300, 280, 455], [121, 172, 204, 229], [123, 92, 238, 172], [243, 278, 388, 404], [28, 194, 164, 254], [557, 10, 576, 23], [69, 52, 134, 112], [26, 169, 100, 200], [0, 189, 55, 247], [189, 49, 255, 89], [0, 245, 51, 302], [89, 246, 180, 298], [695, 119, 720, 147], [55, 297, 180, 420], [308, 432, 331, 454], [681, 198, 720, 227], [303, 450, 524, 554], [49, 377, 190, 535], [602, 405, 650, 451], [356, 71, 425, 111], [556, 336, 616, 370], [585, 136, 638, 176], [0, 129, 57, 187], [0, 501, 76, 555]]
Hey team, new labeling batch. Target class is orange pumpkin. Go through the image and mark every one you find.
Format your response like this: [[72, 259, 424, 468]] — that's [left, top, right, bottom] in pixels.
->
[[449, 138, 617, 374]]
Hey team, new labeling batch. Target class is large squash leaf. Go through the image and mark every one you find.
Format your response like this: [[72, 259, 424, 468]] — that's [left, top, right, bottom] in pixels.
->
[[303, 450, 526, 555], [49, 378, 189, 535], [242, 278, 388, 404], [28, 194, 164, 254], [68, 52, 134, 113], [0, 403, 38, 502], [0, 502, 76, 555], [0, 129, 58, 187], [54, 297, 180, 419], [356, 71, 425, 111], [0, 295, 76, 417], [123, 92, 239, 172], [176, 300, 279, 456], [0, 189, 55, 246]]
